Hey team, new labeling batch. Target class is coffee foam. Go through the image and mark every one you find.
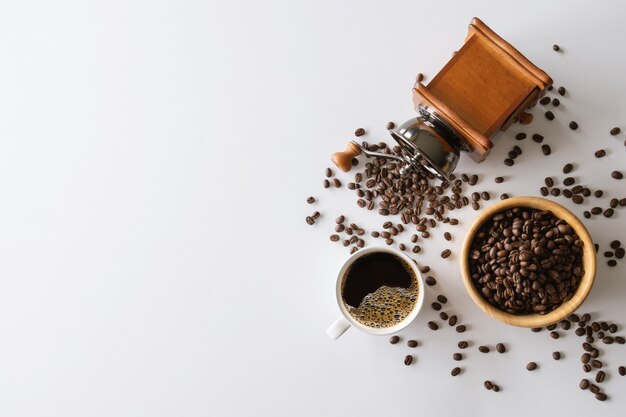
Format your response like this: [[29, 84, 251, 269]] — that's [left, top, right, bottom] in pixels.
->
[[342, 257, 419, 328]]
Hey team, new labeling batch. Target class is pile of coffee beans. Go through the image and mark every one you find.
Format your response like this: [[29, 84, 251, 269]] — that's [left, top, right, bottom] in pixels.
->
[[468, 207, 584, 315]]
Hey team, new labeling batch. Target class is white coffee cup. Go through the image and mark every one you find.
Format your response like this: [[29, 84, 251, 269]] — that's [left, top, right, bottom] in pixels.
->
[[326, 246, 425, 340]]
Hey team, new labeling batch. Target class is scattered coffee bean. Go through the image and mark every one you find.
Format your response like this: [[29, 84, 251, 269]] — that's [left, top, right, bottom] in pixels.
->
[[531, 327, 543, 333], [456, 325, 466, 333], [540, 187, 549, 196], [532, 133, 544, 143], [563, 163, 574, 174], [545, 177, 554, 187], [539, 97, 551, 105], [439, 312, 448, 320], [389, 335, 400, 344], [582, 353, 591, 364], [325, 168, 333, 178], [444, 232, 452, 241], [427, 321, 439, 330], [491, 384, 500, 392], [595, 393, 607, 401], [425, 276, 437, 286], [572, 195, 584, 204], [603, 336, 614, 344], [441, 249, 451, 259], [552, 44, 560, 51], [619, 366, 626, 376], [545, 111, 555, 120], [416, 73, 424, 82], [604, 208, 614, 218], [557, 86, 566, 96], [596, 370, 606, 383], [569, 121, 578, 130], [323, 179, 330, 188], [504, 158, 514, 166], [495, 176, 504, 183], [448, 315, 458, 326], [453, 353, 463, 361], [386, 121, 395, 130], [332, 178, 341, 187], [451, 367, 461, 376], [515, 133, 527, 140], [611, 171, 623, 179], [595, 149, 606, 158], [484, 380, 493, 390], [330, 234, 340, 242], [305, 216, 314, 225], [592, 359, 603, 369], [479, 346, 490, 353], [437, 295, 448, 304], [407, 339, 418, 348], [610, 127, 621, 136], [552, 98, 560, 106], [458, 341, 469, 349], [589, 383, 600, 394], [526, 362, 537, 371], [580, 378, 590, 390], [553, 351, 561, 360], [550, 331, 560, 339], [354, 128, 365, 137], [431, 302, 442, 311], [496, 343, 506, 353], [542, 144, 552, 155], [404, 355, 413, 366]]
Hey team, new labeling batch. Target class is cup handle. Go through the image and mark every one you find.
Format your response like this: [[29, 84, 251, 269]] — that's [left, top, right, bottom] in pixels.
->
[[326, 316, 351, 340]]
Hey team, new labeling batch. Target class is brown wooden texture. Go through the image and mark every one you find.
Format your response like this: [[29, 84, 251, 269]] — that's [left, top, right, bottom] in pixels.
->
[[459, 197, 596, 328], [331, 141, 361, 172]]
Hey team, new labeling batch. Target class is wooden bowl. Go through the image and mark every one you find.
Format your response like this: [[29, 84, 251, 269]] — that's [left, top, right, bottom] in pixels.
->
[[460, 196, 596, 327]]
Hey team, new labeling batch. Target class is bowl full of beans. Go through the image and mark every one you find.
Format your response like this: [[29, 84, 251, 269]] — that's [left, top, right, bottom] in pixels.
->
[[460, 196, 596, 327]]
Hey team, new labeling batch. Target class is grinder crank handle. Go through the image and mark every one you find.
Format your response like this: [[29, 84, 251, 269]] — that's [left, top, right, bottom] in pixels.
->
[[331, 141, 405, 172]]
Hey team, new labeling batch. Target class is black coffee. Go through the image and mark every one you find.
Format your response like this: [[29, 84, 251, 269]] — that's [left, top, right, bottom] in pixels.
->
[[341, 252, 418, 328]]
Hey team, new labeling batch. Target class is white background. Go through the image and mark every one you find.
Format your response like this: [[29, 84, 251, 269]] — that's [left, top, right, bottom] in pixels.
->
[[1, 1, 626, 416]]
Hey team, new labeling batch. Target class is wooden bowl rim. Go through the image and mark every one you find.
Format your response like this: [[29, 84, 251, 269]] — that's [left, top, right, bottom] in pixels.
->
[[459, 196, 596, 327]]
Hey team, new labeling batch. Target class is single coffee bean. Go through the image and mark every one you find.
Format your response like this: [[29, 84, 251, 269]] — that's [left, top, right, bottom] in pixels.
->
[[553, 351, 561, 360], [596, 370, 606, 383], [500, 193, 510, 200], [569, 314, 580, 322], [431, 302, 442, 311], [354, 128, 365, 137], [595, 149, 606, 158], [448, 315, 458, 326], [572, 195, 584, 204], [583, 364, 592, 373], [453, 353, 463, 361], [330, 234, 340, 242], [427, 321, 439, 330], [545, 111, 555, 120], [439, 311, 448, 320], [611, 170, 623, 179], [478, 346, 490, 353], [552, 98, 560, 106], [495, 176, 504, 183], [595, 190, 603, 198], [515, 132, 527, 140], [563, 176, 575, 186], [604, 208, 614, 218], [616, 336, 625, 344], [539, 97, 551, 105], [582, 353, 591, 364], [456, 325, 466, 333], [552, 44, 560, 51], [589, 383, 600, 394], [563, 163, 574, 174], [560, 320, 571, 330], [504, 158, 514, 166], [484, 380, 493, 390], [550, 331, 560, 339], [325, 167, 333, 178], [591, 207, 602, 215], [532, 133, 544, 142], [441, 249, 451, 259], [531, 327, 542, 333], [590, 348, 599, 358], [603, 336, 614, 344], [550, 187, 560, 196], [610, 127, 621, 135], [580, 378, 590, 390], [557, 86, 566, 96], [305, 216, 314, 225], [619, 366, 626, 376], [496, 343, 506, 353], [569, 121, 578, 130], [491, 384, 500, 392], [437, 295, 448, 304], [608, 259, 617, 266], [545, 177, 554, 187], [404, 355, 413, 366], [595, 393, 607, 401], [609, 323, 618, 333], [458, 341, 469, 349], [451, 367, 461, 376], [323, 179, 330, 188], [591, 359, 603, 369], [389, 335, 400, 344], [610, 198, 619, 208], [407, 339, 418, 348], [386, 121, 395, 130], [541, 144, 551, 155], [526, 362, 537, 371], [540, 187, 549, 196]]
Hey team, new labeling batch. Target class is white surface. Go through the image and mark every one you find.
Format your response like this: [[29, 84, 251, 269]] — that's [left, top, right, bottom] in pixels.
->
[[1, 1, 626, 416]]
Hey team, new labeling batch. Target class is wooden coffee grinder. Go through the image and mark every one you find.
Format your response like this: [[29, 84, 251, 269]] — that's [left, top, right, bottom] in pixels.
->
[[332, 18, 553, 182]]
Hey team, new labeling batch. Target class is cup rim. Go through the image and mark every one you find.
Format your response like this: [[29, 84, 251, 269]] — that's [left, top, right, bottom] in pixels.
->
[[335, 246, 425, 335], [459, 196, 596, 327]]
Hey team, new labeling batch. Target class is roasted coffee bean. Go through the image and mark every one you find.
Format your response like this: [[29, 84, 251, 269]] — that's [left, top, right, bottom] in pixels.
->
[[595, 149, 606, 158], [456, 325, 466, 333], [541, 144, 552, 155], [590, 348, 599, 358], [500, 193, 510, 200], [595, 190, 604, 198], [484, 380, 493, 390], [619, 366, 626, 376], [552, 44, 560, 51], [569, 121, 579, 130], [595, 393, 607, 401], [540, 187, 549, 196], [504, 158, 514, 166], [547, 324, 557, 331], [407, 339, 418, 348], [453, 353, 463, 361], [389, 335, 400, 344], [553, 351, 561, 360], [425, 276, 437, 286], [608, 259, 617, 266], [583, 211, 591, 218], [330, 234, 340, 242], [439, 312, 448, 320], [398, 243, 406, 251], [515, 132, 527, 140], [448, 315, 458, 326], [539, 96, 551, 105], [332, 178, 341, 187], [612, 171, 623, 179], [480, 191, 490, 200], [550, 331, 560, 339], [451, 367, 461, 376], [611, 198, 619, 208], [572, 195, 584, 204], [458, 341, 469, 349], [569, 314, 580, 322], [583, 364, 592, 373], [610, 127, 621, 135], [580, 378, 590, 390], [404, 355, 413, 366], [431, 302, 442, 311], [427, 321, 439, 330], [495, 176, 504, 183], [469, 174, 479, 185], [557, 86, 566, 96], [441, 249, 451, 259], [531, 327, 542, 333], [545, 177, 554, 187], [545, 111, 554, 120], [325, 167, 333, 178], [437, 295, 448, 304], [305, 216, 314, 225], [526, 362, 537, 371], [532, 133, 544, 142], [444, 232, 452, 241], [478, 346, 490, 353], [552, 98, 560, 106], [560, 320, 571, 330], [596, 370, 606, 383], [354, 128, 365, 137], [592, 359, 603, 369], [589, 383, 600, 394], [563, 163, 574, 174], [609, 323, 618, 333], [604, 208, 614, 218], [603, 336, 614, 344], [496, 343, 506, 353], [616, 336, 625, 344], [306, 196, 315, 204], [563, 176, 575, 186], [323, 179, 330, 188], [582, 353, 591, 364], [386, 121, 395, 130]]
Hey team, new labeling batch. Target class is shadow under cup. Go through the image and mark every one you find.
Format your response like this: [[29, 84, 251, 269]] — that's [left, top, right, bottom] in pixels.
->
[[332, 247, 425, 337]]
